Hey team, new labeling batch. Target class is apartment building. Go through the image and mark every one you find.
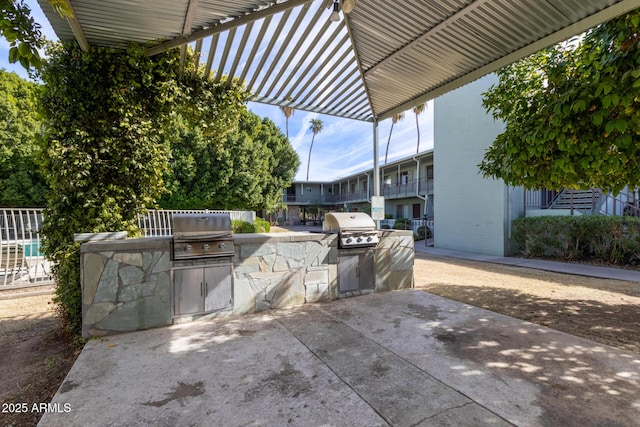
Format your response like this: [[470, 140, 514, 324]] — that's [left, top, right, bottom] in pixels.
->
[[282, 150, 434, 225], [282, 74, 521, 257]]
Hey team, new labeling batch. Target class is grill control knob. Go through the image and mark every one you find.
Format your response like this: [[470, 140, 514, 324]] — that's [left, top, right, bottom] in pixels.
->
[[366, 236, 373, 242], [219, 242, 226, 250], [346, 238, 353, 244], [203, 244, 210, 251], [356, 237, 363, 243], [184, 244, 193, 252]]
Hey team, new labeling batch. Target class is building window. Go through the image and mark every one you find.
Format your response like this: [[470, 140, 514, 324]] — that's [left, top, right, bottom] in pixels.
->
[[426, 165, 434, 179], [400, 171, 409, 185]]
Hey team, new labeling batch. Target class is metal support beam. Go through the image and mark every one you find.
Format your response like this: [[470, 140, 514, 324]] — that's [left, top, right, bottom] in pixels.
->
[[62, 0, 89, 51], [373, 120, 380, 197], [146, 0, 312, 56]]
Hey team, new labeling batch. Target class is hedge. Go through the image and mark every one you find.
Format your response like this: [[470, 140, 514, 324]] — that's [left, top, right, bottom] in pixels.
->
[[512, 215, 640, 265], [232, 217, 271, 234]]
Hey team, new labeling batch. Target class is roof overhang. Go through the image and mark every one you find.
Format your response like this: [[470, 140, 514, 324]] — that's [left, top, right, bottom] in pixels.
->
[[38, 0, 640, 122]]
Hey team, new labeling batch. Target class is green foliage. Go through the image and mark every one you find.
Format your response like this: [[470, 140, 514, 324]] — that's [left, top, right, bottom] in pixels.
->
[[415, 225, 432, 241], [480, 9, 640, 194], [160, 109, 299, 211], [232, 218, 271, 234], [38, 43, 188, 334], [392, 217, 411, 230], [306, 118, 323, 180], [51, 243, 82, 333], [232, 220, 255, 233], [0, 0, 43, 70], [253, 217, 270, 233], [0, 69, 47, 206], [512, 215, 640, 265], [38, 42, 258, 334]]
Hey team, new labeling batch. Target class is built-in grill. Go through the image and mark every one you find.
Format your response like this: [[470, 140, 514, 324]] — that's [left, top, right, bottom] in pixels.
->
[[172, 213, 234, 260], [323, 212, 379, 249]]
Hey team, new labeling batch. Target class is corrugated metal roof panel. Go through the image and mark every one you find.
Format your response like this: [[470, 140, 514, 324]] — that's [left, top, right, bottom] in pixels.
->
[[37, 0, 639, 121]]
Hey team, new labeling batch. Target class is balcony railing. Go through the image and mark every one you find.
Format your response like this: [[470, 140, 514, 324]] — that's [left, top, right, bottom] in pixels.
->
[[525, 188, 640, 216], [283, 177, 434, 205]]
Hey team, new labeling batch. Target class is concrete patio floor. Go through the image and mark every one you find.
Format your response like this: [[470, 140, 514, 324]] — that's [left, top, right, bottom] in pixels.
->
[[39, 289, 639, 426]]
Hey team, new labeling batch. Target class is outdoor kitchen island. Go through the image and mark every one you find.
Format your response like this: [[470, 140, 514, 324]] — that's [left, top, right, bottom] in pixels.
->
[[80, 223, 414, 338]]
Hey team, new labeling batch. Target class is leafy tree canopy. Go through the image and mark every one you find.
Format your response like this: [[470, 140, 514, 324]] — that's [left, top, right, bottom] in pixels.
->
[[0, 0, 70, 70], [0, 68, 46, 206], [479, 9, 640, 194], [160, 109, 299, 211]]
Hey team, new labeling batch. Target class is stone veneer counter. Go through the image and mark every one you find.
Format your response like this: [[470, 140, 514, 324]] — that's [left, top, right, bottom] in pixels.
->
[[80, 230, 414, 337]]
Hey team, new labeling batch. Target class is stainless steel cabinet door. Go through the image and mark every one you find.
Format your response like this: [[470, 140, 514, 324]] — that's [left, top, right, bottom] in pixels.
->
[[204, 265, 233, 312], [338, 255, 359, 292], [174, 268, 204, 315], [359, 250, 375, 290]]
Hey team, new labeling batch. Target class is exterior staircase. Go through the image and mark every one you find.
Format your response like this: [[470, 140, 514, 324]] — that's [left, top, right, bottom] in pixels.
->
[[549, 189, 601, 213]]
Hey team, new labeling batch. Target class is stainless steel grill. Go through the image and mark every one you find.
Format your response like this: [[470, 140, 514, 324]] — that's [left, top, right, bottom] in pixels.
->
[[323, 212, 379, 249], [172, 213, 234, 260]]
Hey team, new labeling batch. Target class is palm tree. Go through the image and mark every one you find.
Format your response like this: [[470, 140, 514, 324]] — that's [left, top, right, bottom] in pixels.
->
[[306, 118, 324, 180], [384, 112, 405, 163], [280, 98, 295, 138], [413, 102, 427, 153]]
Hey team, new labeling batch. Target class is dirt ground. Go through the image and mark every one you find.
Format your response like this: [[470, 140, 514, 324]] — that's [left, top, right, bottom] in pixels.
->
[[1, 253, 639, 426], [0, 286, 80, 427], [414, 252, 640, 355]]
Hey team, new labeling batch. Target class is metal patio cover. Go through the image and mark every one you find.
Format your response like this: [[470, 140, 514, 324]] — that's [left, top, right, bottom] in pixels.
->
[[38, 0, 640, 122]]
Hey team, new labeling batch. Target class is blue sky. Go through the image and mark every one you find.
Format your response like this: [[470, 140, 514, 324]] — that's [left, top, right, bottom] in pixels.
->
[[1, 0, 434, 181]]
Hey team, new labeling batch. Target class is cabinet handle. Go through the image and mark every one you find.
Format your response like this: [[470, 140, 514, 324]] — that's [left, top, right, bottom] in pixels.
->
[[200, 282, 203, 297], [205, 282, 208, 294]]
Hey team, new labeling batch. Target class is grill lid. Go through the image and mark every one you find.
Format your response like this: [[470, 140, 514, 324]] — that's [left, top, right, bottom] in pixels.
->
[[323, 212, 376, 233], [173, 213, 232, 240]]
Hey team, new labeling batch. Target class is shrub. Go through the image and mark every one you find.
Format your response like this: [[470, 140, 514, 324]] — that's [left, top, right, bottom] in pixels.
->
[[392, 217, 411, 230], [232, 220, 255, 233], [512, 215, 640, 265], [416, 225, 433, 240], [254, 217, 270, 233], [232, 218, 271, 233]]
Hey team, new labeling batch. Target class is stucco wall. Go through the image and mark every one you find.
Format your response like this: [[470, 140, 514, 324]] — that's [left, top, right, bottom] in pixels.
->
[[434, 75, 522, 256]]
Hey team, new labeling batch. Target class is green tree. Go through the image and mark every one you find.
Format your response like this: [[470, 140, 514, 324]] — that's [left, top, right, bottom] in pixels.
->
[[279, 99, 295, 138], [384, 112, 404, 164], [0, 69, 46, 206], [38, 42, 249, 333], [306, 118, 323, 180], [260, 116, 300, 213], [161, 110, 298, 211], [39, 42, 182, 332], [0, 0, 71, 70], [479, 9, 640, 194]]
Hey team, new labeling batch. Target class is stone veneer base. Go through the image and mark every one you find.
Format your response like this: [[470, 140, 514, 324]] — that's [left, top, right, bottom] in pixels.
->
[[80, 230, 414, 338]]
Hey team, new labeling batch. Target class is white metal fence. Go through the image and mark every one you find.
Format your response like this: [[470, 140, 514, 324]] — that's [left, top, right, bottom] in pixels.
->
[[138, 209, 256, 236], [1, 208, 52, 287], [1, 208, 256, 287], [380, 218, 434, 235]]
